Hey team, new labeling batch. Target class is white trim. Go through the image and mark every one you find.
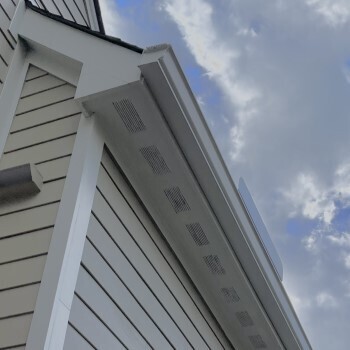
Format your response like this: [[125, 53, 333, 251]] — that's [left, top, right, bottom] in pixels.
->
[[17, 9, 141, 100], [26, 49, 81, 87], [26, 115, 105, 350], [0, 42, 28, 159]]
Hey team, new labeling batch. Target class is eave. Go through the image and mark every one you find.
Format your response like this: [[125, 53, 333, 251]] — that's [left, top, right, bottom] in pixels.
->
[[12, 6, 312, 350]]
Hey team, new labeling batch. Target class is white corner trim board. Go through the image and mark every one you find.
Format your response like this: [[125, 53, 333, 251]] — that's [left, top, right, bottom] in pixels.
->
[[25, 115, 104, 350], [0, 42, 28, 159]]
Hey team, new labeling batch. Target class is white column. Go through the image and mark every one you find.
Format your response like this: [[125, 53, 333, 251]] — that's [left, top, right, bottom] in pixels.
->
[[26, 115, 105, 350]]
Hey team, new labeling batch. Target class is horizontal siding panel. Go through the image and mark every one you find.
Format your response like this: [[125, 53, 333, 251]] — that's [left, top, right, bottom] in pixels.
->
[[0, 134, 76, 170], [5, 114, 80, 153], [74, 0, 90, 25], [0, 228, 52, 264], [36, 156, 71, 182], [63, 325, 95, 350], [20, 73, 66, 98], [85, 215, 191, 349], [25, 66, 47, 81], [40, 0, 61, 16], [76, 268, 151, 349], [0, 314, 32, 349], [68, 0, 88, 26], [53, 0, 75, 22], [1, 1, 17, 19], [0, 9, 11, 31], [10, 99, 80, 132], [0, 202, 59, 239], [70, 295, 125, 350], [0, 255, 46, 291], [0, 178, 64, 216], [16, 84, 76, 115], [101, 152, 231, 349], [94, 174, 208, 349], [0, 283, 40, 319], [0, 56, 8, 83], [0, 32, 13, 63], [81, 237, 173, 349]]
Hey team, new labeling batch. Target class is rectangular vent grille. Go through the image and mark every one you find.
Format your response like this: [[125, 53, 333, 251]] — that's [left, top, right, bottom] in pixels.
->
[[221, 287, 240, 303], [236, 311, 254, 327], [164, 187, 191, 213], [203, 255, 225, 275], [186, 223, 209, 246], [249, 335, 267, 349], [113, 99, 146, 133], [140, 145, 171, 175]]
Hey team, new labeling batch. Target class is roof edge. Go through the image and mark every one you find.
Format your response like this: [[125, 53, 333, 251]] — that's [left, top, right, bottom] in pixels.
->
[[24, 0, 143, 54]]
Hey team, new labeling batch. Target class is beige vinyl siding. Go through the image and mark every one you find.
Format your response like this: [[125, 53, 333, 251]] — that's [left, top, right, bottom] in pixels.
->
[[0, 314, 32, 349], [30, 0, 91, 27], [64, 325, 95, 350], [0, 0, 18, 93], [0, 65, 80, 349], [64, 149, 232, 350]]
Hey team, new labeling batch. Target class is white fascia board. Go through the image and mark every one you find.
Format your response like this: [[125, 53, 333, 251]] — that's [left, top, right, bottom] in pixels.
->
[[139, 46, 312, 350], [16, 8, 141, 99]]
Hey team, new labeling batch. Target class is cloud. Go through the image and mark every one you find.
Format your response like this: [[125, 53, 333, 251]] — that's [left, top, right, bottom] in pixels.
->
[[162, 0, 260, 160], [283, 159, 350, 225], [344, 254, 350, 269], [316, 291, 338, 308], [98, 0, 125, 36], [282, 173, 336, 224], [306, 0, 350, 27], [328, 232, 350, 247]]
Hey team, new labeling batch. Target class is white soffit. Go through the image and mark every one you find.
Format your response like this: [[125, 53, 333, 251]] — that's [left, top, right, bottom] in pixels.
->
[[14, 7, 312, 350], [80, 82, 284, 350]]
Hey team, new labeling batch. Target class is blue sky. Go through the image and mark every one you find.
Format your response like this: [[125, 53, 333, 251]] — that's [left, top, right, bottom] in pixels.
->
[[99, 0, 350, 348]]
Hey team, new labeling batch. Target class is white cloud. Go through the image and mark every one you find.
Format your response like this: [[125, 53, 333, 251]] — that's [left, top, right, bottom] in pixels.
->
[[283, 160, 350, 225], [282, 173, 336, 224], [328, 232, 350, 248], [162, 0, 260, 160], [98, 0, 125, 36], [303, 230, 321, 252], [316, 291, 338, 308], [344, 254, 350, 269], [306, 0, 350, 27], [289, 293, 312, 315]]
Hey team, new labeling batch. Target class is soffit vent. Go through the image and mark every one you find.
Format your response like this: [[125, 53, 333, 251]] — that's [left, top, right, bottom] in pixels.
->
[[221, 287, 240, 303], [113, 99, 146, 133], [203, 255, 226, 275], [248, 335, 267, 349], [164, 187, 191, 213], [235, 311, 254, 327], [186, 223, 209, 246], [140, 145, 171, 175]]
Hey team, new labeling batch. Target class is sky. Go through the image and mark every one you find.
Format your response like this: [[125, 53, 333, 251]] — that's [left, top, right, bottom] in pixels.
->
[[99, 0, 350, 348]]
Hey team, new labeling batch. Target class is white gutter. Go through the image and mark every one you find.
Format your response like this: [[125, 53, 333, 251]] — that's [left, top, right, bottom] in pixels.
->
[[139, 45, 312, 350]]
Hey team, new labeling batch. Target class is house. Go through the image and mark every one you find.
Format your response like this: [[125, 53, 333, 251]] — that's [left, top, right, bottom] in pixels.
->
[[0, 1, 312, 349]]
